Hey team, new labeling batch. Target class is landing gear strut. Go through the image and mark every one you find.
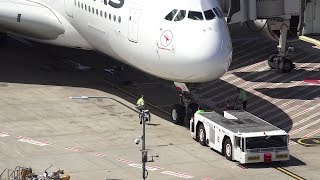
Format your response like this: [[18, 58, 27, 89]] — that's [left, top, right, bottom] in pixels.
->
[[171, 82, 199, 125], [267, 19, 295, 73]]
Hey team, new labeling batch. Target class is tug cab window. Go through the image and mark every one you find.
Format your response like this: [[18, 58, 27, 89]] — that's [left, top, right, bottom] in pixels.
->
[[204, 9, 216, 20], [174, 10, 186, 21], [188, 11, 204, 20], [165, 9, 178, 21]]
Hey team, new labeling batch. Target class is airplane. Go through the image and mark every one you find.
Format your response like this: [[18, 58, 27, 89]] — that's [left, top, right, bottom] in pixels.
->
[[0, 0, 233, 124]]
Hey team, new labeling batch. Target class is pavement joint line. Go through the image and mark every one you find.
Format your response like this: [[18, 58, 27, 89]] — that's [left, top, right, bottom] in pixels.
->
[[271, 164, 306, 180]]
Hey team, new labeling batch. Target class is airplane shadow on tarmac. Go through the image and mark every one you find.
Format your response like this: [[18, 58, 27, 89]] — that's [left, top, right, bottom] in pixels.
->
[[0, 37, 306, 167], [233, 69, 320, 83]]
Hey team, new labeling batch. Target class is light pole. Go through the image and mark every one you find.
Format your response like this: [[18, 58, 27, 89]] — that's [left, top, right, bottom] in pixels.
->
[[139, 109, 149, 180], [70, 96, 157, 180]]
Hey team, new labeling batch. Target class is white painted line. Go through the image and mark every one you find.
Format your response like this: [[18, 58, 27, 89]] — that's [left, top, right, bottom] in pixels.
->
[[64, 147, 81, 152], [289, 129, 320, 145], [272, 101, 314, 126], [161, 171, 194, 179], [288, 119, 320, 136], [278, 103, 320, 128], [0, 134, 9, 137], [0, 131, 9, 137], [292, 112, 320, 127], [289, 140, 297, 145], [302, 129, 320, 138], [127, 163, 163, 171], [18, 138, 50, 147]]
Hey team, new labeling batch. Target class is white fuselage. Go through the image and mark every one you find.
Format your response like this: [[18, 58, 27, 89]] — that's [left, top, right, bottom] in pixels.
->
[[1, 0, 233, 83]]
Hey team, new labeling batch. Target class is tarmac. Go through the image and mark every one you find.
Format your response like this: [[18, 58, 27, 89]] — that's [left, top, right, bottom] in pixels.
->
[[0, 32, 319, 180]]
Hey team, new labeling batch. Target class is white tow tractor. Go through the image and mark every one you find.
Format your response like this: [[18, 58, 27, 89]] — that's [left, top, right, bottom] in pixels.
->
[[190, 110, 290, 164]]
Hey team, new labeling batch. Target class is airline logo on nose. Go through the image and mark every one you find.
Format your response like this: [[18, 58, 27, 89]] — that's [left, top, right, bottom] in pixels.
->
[[160, 30, 173, 47]]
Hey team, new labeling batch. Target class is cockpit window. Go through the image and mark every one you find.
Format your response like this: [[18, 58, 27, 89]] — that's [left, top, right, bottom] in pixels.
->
[[213, 8, 223, 18], [165, 9, 178, 21], [188, 11, 204, 20], [204, 9, 216, 20], [174, 10, 186, 21]]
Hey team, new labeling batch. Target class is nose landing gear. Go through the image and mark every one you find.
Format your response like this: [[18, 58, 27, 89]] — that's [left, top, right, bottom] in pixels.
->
[[268, 53, 295, 73], [267, 19, 295, 73], [171, 82, 199, 125]]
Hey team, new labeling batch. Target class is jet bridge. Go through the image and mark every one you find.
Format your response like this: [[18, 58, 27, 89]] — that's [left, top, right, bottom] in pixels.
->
[[219, 0, 303, 73]]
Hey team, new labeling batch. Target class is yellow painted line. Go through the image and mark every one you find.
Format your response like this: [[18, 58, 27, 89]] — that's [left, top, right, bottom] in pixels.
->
[[271, 165, 306, 180], [108, 82, 171, 116], [297, 136, 320, 146], [299, 36, 320, 47]]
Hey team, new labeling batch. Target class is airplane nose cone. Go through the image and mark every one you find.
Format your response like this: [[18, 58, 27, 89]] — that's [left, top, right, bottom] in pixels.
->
[[181, 29, 232, 82]]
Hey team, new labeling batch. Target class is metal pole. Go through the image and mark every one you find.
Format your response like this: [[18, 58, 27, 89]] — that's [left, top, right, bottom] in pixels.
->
[[142, 112, 146, 180]]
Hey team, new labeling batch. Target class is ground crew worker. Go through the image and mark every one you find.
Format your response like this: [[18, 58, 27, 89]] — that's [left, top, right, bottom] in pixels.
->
[[136, 95, 145, 124], [225, 100, 233, 110], [195, 106, 205, 114], [237, 88, 247, 110]]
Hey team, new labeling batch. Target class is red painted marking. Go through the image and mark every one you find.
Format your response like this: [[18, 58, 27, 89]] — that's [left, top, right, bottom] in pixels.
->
[[201, 178, 213, 180], [304, 79, 320, 84], [289, 129, 320, 145], [90, 152, 107, 157], [64, 147, 81, 152], [117, 158, 134, 164], [302, 129, 320, 138]]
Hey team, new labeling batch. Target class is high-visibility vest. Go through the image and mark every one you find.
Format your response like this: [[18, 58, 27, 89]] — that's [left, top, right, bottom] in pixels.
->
[[137, 97, 144, 106], [196, 109, 204, 114], [239, 90, 247, 102]]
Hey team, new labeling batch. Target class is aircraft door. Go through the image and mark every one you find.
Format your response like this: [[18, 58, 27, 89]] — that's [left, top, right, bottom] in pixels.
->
[[128, 8, 141, 43], [64, 0, 73, 17]]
